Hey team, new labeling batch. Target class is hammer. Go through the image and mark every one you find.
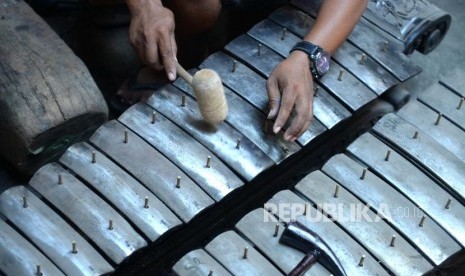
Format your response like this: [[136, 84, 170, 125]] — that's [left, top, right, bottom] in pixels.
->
[[175, 63, 228, 125], [280, 221, 346, 276]]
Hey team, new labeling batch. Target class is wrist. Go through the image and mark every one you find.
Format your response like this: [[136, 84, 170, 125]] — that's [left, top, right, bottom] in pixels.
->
[[126, 0, 163, 15]]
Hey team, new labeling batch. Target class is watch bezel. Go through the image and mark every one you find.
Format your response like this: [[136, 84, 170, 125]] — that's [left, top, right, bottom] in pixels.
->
[[290, 41, 330, 79]]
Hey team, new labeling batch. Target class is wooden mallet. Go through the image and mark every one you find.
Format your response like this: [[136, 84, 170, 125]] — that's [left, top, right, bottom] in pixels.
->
[[175, 63, 228, 125]]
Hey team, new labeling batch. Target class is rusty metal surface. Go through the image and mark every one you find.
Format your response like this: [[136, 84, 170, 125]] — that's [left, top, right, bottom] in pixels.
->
[[199, 52, 326, 146], [146, 84, 274, 181], [235, 208, 330, 275], [291, 0, 422, 81], [322, 156, 460, 266], [60, 142, 182, 239], [440, 68, 465, 98], [0, 186, 114, 276], [269, 7, 399, 95], [29, 163, 147, 264], [119, 103, 243, 201], [268, 191, 388, 275], [373, 113, 465, 201], [418, 83, 465, 130], [173, 249, 232, 276], [295, 171, 433, 275], [224, 38, 351, 129], [348, 133, 465, 247], [205, 231, 283, 275], [174, 71, 301, 163], [248, 20, 376, 111], [88, 120, 213, 223], [397, 100, 465, 163], [0, 219, 65, 276]]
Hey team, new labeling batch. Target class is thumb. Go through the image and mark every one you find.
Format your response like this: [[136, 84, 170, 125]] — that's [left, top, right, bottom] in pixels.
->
[[266, 76, 281, 119]]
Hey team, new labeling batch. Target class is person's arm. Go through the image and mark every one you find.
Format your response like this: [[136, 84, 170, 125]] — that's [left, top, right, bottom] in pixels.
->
[[126, 0, 177, 81], [267, 0, 368, 141]]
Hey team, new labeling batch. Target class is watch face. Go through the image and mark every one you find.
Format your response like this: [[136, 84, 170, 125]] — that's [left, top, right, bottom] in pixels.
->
[[315, 51, 330, 76]]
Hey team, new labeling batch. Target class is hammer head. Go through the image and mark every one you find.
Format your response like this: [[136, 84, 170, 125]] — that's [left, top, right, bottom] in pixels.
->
[[280, 220, 346, 276]]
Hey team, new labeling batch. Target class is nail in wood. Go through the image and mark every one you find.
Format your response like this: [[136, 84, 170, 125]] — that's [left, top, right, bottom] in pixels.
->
[[257, 43, 262, 56], [360, 54, 366, 65], [206, 156, 211, 168], [338, 70, 345, 81], [243, 247, 248, 259], [23, 196, 28, 208], [274, 224, 279, 237], [281, 28, 287, 40], [176, 176, 181, 188], [385, 149, 391, 161], [124, 130, 129, 143], [458, 98, 464, 110], [334, 185, 340, 198], [358, 255, 365, 267], [419, 215, 426, 227], [445, 198, 452, 209], [72, 241, 78, 254], [36, 264, 42, 276], [181, 94, 186, 107], [144, 197, 149, 209], [236, 139, 241, 149], [108, 220, 113, 230], [360, 168, 367, 180], [390, 235, 396, 247], [303, 204, 308, 216], [92, 151, 96, 163], [58, 174, 63, 185], [383, 41, 389, 52], [232, 60, 237, 72], [435, 113, 442, 125], [413, 131, 419, 139], [151, 111, 157, 124]]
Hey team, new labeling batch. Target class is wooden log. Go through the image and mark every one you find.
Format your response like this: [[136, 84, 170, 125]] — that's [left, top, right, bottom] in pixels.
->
[[0, 0, 108, 174]]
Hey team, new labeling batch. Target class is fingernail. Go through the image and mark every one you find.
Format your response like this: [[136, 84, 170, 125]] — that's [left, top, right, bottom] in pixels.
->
[[168, 72, 175, 81], [284, 134, 292, 140], [273, 126, 281, 134]]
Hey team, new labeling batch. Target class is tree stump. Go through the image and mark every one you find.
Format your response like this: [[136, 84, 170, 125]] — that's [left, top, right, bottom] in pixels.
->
[[0, 0, 108, 175]]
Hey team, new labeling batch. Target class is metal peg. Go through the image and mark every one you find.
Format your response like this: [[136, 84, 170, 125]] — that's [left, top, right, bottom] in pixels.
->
[[413, 131, 419, 139], [92, 151, 96, 163], [208, 271, 213, 276], [176, 176, 181, 189], [236, 139, 241, 149], [303, 203, 308, 216], [232, 60, 237, 72], [303, 16, 309, 27], [314, 86, 319, 97], [390, 235, 396, 247], [338, 70, 345, 81], [435, 113, 442, 125], [257, 43, 262, 56], [334, 185, 340, 198], [243, 247, 248, 259], [419, 215, 426, 227], [358, 255, 365, 267], [206, 156, 211, 168], [151, 111, 157, 124], [383, 41, 389, 52], [124, 130, 129, 143], [72, 241, 78, 254], [58, 174, 63, 185], [445, 198, 452, 209], [108, 220, 113, 230], [281, 28, 287, 40], [274, 224, 279, 237], [36, 264, 42, 276], [360, 54, 366, 65], [385, 149, 391, 161], [360, 168, 367, 180], [263, 119, 271, 134], [144, 197, 149, 209], [22, 196, 28, 208], [181, 94, 186, 107], [458, 98, 464, 110]]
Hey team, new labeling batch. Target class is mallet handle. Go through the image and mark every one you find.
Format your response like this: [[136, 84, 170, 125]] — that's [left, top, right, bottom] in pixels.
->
[[288, 253, 318, 276], [175, 63, 193, 85]]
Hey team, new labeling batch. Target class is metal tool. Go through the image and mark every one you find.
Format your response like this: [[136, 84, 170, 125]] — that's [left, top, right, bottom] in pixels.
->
[[280, 221, 346, 276]]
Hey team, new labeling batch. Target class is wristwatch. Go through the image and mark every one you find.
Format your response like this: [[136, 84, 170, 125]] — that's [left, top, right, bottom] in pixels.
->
[[290, 41, 330, 79]]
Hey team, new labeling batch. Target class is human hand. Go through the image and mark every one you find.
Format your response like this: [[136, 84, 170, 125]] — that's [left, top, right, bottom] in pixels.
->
[[266, 51, 314, 141], [127, 0, 177, 81]]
